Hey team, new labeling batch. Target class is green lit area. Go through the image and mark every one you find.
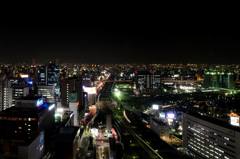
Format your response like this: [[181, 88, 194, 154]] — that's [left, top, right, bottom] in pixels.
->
[[112, 83, 134, 101], [203, 69, 236, 90], [205, 69, 233, 76], [113, 88, 122, 100], [115, 83, 132, 89]]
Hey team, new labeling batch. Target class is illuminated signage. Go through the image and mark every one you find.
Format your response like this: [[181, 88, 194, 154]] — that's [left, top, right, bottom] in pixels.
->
[[36, 99, 43, 107], [83, 86, 97, 95]]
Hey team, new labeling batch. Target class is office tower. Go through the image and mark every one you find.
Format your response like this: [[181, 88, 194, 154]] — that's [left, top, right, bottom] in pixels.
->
[[37, 61, 60, 86], [37, 65, 47, 85], [183, 112, 240, 159], [37, 61, 60, 100], [137, 71, 161, 91], [60, 77, 83, 108], [47, 61, 60, 86]]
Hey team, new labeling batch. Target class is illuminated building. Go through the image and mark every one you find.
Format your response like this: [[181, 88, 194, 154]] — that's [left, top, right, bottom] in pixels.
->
[[203, 70, 235, 89], [136, 71, 161, 92], [47, 61, 60, 86], [37, 62, 60, 96], [37, 85, 55, 103], [37, 65, 47, 85], [60, 77, 83, 108], [0, 75, 12, 111], [183, 112, 240, 159], [12, 85, 29, 106]]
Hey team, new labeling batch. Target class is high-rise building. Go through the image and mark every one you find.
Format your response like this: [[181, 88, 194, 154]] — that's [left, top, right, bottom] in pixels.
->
[[0, 75, 12, 111], [37, 62, 60, 86], [37, 62, 60, 99], [37, 65, 47, 86], [47, 61, 60, 86], [0, 97, 55, 159], [183, 112, 240, 159], [60, 77, 83, 108]]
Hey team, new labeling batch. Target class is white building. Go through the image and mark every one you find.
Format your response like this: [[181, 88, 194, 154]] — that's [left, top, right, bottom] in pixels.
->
[[0, 77, 13, 111]]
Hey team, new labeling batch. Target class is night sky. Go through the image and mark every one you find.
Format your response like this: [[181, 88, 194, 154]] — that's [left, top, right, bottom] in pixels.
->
[[1, 12, 240, 64]]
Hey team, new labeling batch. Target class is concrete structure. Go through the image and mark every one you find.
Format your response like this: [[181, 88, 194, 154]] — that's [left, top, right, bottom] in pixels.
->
[[183, 113, 240, 159]]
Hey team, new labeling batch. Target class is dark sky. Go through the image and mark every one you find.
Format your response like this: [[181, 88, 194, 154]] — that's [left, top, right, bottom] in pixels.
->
[[1, 11, 240, 64]]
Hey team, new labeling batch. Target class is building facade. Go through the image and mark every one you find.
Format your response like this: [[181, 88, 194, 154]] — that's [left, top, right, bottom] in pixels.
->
[[183, 113, 240, 159], [60, 77, 83, 107], [37, 85, 55, 103], [0, 76, 12, 111]]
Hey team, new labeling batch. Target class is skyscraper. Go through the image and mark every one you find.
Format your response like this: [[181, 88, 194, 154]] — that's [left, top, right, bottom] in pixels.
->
[[60, 77, 83, 108], [47, 61, 60, 86], [37, 61, 60, 86], [0, 75, 12, 111], [37, 65, 47, 86]]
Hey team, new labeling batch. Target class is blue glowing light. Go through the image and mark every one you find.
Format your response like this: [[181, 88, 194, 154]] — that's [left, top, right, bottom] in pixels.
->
[[36, 99, 44, 107]]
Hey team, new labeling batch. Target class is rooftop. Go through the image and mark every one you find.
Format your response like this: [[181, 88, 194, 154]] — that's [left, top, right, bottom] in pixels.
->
[[184, 111, 240, 132]]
